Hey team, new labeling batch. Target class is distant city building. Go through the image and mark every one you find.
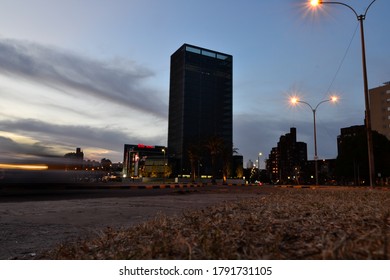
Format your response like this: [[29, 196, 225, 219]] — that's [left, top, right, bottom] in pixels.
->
[[337, 125, 365, 155], [64, 147, 84, 169], [123, 144, 167, 178], [267, 127, 307, 184], [369, 82, 390, 141], [306, 159, 336, 184], [336, 124, 390, 185], [266, 147, 279, 183], [336, 125, 367, 185], [246, 159, 254, 169], [64, 147, 84, 160], [168, 44, 233, 177]]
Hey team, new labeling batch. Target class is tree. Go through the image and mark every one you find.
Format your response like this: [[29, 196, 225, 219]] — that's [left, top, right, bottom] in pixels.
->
[[221, 144, 233, 184], [101, 158, 112, 171], [204, 136, 224, 184], [188, 144, 201, 182]]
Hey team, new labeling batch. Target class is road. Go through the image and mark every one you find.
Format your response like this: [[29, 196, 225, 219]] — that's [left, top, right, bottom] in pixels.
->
[[0, 184, 274, 259]]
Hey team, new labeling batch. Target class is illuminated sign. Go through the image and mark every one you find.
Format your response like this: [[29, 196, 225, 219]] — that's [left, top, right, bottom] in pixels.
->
[[137, 144, 155, 149]]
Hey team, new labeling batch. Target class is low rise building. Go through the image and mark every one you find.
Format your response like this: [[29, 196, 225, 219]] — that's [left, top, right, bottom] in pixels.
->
[[123, 144, 167, 179]]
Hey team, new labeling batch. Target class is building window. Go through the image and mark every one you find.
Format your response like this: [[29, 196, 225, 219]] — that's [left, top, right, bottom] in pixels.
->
[[217, 53, 229, 60], [186, 46, 201, 54], [201, 50, 216, 58]]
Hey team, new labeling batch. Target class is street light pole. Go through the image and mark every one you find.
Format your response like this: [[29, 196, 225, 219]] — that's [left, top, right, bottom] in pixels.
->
[[310, 0, 376, 187], [162, 148, 166, 183], [312, 107, 318, 184], [258, 152, 262, 170], [291, 97, 337, 185]]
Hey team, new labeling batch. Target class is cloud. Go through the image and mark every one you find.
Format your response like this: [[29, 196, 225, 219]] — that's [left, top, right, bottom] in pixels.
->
[[0, 118, 166, 161], [0, 38, 167, 119], [0, 135, 58, 161]]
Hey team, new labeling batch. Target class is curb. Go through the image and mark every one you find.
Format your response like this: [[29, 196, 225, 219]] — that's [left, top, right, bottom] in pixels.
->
[[275, 185, 390, 191], [64, 182, 259, 190]]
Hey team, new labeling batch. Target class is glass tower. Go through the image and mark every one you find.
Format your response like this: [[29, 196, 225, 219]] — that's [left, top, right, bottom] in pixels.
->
[[168, 44, 233, 176]]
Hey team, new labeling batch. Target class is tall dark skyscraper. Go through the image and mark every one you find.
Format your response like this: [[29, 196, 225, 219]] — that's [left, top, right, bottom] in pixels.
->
[[168, 44, 233, 176]]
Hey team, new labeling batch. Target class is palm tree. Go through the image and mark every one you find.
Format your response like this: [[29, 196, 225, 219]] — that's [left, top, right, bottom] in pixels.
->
[[205, 136, 224, 184], [221, 144, 233, 184], [188, 144, 201, 182]]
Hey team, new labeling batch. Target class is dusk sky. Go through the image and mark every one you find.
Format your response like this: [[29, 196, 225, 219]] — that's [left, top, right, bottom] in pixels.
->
[[1, 0, 389, 167]]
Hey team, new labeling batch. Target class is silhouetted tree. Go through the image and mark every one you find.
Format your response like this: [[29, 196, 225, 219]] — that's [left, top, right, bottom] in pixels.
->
[[101, 158, 112, 171], [188, 144, 201, 182], [205, 136, 224, 184], [221, 143, 234, 184]]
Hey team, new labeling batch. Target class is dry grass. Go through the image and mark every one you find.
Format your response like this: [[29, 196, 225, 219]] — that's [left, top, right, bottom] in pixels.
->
[[43, 188, 390, 259]]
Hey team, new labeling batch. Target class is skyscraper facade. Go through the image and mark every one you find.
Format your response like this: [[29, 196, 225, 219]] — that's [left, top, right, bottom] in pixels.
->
[[168, 44, 233, 176]]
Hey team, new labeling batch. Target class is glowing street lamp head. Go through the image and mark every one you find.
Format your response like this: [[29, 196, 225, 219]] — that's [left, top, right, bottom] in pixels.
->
[[310, 0, 321, 6], [330, 96, 338, 102], [291, 97, 299, 104]]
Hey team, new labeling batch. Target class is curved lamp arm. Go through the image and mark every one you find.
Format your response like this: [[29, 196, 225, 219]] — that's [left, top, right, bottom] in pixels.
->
[[320, 0, 377, 20]]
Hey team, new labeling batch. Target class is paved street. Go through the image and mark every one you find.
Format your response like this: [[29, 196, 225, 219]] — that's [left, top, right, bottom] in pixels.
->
[[0, 184, 274, 259]]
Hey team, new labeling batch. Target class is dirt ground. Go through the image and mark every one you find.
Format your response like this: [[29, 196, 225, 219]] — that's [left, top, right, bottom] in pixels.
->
[[0, 187, 270, 259], [50, 187, 389, 260]]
